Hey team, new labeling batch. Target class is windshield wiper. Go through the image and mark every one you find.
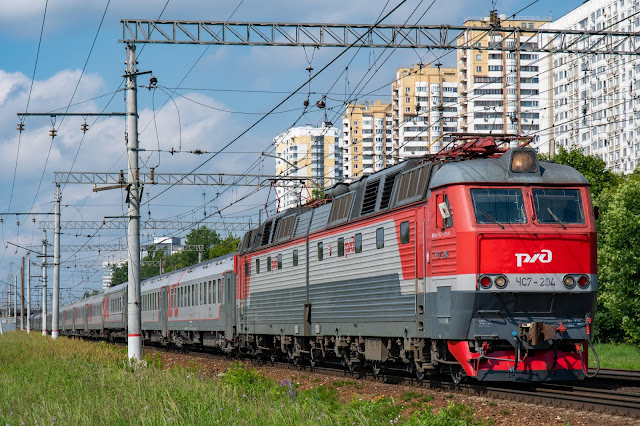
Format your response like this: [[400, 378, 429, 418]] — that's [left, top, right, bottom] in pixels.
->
[[477, 209, 504, 229], [546, 208, 566, 229]]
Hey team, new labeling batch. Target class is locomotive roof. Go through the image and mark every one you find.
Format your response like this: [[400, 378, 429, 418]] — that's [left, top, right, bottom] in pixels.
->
[[238, 145, 590, 255]]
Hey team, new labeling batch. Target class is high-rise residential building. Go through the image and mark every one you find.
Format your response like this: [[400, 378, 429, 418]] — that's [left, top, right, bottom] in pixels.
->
[[391, 64, 459, 160], [540, 0, 640, 173], [341, 101, 393, 180], [457, 13, 551, 140], [274, 124, 342, 211]]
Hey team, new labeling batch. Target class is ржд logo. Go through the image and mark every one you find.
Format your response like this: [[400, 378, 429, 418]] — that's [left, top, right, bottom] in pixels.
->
[[515, 249, 552, 267]]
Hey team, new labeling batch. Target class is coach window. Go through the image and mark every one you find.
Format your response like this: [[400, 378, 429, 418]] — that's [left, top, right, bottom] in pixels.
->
[[293, 249, 299, 266], [376, 227, 385, 249], [245, 261, 249, 277], [277, 253, 283, 269], [218, 278, 222, 303], [338, 237, 345, 257], [400, 221, 410, 244], [267, 256, 272, 272], [255, 258, 260, 274], [355, 233, 362, 253], [317, 242, 324, 261]]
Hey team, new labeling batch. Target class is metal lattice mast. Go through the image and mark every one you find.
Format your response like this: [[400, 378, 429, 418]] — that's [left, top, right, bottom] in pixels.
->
[[125, 43, 142, 363], [52, 184, 61, 340]]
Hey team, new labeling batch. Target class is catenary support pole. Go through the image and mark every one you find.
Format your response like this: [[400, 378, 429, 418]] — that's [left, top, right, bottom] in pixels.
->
[[26, 253, 31, 333], [42, 230, 48, 336], [14, 276, 17, 325], [126, 42, 142, 363], [52, 184, 61, 339], [20, 257, 24, 330]]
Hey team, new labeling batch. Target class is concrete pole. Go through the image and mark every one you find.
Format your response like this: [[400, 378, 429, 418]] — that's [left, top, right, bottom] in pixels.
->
[[20, 257, 24, 330], [27, 253, 31, 333], [42, 230, 48, 336], [52, 184, 61, 339], [14, 276, 17, 325], [126, 42, 142, 363]]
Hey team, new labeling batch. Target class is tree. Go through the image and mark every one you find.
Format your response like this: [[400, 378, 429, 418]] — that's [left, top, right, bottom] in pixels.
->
[[110, 262, 128, 286], [596, 174, 640, 344], [82, 289, 100, 298], [209, 234, 240, 259]]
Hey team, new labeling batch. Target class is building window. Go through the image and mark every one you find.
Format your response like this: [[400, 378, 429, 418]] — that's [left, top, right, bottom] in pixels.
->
[[293, 249, 299, 266], [476, 54, 482, 60], [338, 237, 345, 257], [267, 256, 272, 272], [406, 87, 411, 93], [476, 66, 482, 72], [376, 227, 385, 249], [317, 242, 324, 261], [406, 97, 410, 102], [406, 107, 411, 112], [355, 233, 362, 253], [400, 221, 410, 244], [277, 253, 283, 269]]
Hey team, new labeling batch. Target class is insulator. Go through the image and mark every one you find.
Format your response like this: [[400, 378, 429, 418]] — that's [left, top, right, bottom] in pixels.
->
[[119, 170, 125, 184], [316, 99, 326, 109], [81, 123, 89, 133], [17, 123, 24, 133], [303, 99, 309, 107], [135, 168, 139, 182], [49, 128, 57, 138], [150, 167, 155, 182], [32, 217, 36, 223]]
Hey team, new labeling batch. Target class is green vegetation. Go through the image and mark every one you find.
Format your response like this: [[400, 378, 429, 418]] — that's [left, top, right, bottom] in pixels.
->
[[111, 227, 240, 284], [592, 343, 640, 370], [542, 147, 640, 346], [0, 333, 486, 425]]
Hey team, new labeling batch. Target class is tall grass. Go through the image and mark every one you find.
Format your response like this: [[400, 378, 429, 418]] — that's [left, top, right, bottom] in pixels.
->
[[592, 342, 640, 370], [0, 333, 483, 425]]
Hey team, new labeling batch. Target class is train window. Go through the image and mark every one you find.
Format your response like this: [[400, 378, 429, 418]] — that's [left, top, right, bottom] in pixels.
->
[[443, 195, 453, 228], [255, 258, 260, 274], [532, 188, 585, 224], [471, 188, 527, 224], [218, 278, 222, 303], [267, 256, 272, 272], [245, 261, 249, 277], [191, 285, 195, 306], [376, 227, 385, 249], [400, 221, 410, 244], [277, 253, 282, 269], [338, 237, 345, 257], [293, 249, 299, 266], [317, 242, 324, 261], [355, 233, 362, 253]]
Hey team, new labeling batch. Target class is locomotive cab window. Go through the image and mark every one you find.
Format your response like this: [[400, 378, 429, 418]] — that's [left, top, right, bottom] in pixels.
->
[[400, 221, 410, 244], [471, 188, 526, 224], [532, 188, 585, 225], [376, 227, 385, 249]]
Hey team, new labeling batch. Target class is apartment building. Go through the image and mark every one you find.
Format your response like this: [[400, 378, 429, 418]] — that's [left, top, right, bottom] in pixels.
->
[[341, 101, 393, 180], [540, 0, 640, 173], [457, 13, 551, 141], [391, 64, 459, 161], [274, 124, 342, 210]]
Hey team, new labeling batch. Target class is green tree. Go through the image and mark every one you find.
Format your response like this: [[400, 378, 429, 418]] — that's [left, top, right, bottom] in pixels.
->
[[596, 174, 640, 344], [110, 262, 128, 286], [82, 289, 100, 299], [208, 234, 240, 259]]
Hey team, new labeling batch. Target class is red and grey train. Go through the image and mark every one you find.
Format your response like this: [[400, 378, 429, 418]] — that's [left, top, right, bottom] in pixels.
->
[[32, 136, 598, 382]]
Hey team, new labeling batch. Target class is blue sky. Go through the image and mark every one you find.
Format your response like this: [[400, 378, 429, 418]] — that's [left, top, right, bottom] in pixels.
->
[[0, 0, 583, 302]]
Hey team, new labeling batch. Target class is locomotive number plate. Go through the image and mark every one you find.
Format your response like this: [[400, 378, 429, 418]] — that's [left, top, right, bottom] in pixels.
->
[[515, 276, 556, 287]]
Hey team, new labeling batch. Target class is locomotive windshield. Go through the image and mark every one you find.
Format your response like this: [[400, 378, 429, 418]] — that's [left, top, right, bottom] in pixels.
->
[[532, 188, 585, 224], [471, 188, 526, 224]]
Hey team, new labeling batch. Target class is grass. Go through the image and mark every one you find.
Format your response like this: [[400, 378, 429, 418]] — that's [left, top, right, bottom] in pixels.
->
[[592, 343, 640, 370], [0, 333, 486, 425]]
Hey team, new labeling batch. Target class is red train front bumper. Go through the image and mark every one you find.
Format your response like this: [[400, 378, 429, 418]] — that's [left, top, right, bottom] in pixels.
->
[[448, 341, 587, 381]]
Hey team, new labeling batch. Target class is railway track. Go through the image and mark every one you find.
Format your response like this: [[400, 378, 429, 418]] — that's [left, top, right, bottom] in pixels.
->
[[167, 346, 640, 419]]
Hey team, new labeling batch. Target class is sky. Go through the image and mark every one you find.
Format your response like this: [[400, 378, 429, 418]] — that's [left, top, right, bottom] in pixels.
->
[[0, 0, 585, 304]]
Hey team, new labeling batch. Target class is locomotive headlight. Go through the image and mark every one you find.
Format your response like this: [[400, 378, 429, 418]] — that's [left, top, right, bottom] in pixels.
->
[[494, 275, 508, 288], [563, 275, 575, 289], [511, 150, 538, 173], [578, 275, 589, 288]]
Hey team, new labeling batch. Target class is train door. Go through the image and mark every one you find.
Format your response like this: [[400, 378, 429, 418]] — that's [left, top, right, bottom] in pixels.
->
[[223, 272, 236, 339], [160, 287, 168, 338], [84, 306, 88, 332]]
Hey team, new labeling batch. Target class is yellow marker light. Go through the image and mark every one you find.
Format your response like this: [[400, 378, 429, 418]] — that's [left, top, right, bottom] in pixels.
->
[[511, 150, 537, 173]]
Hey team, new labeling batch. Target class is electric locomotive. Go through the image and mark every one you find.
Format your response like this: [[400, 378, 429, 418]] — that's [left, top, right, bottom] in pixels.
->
[[235, 135, 597, 381]]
